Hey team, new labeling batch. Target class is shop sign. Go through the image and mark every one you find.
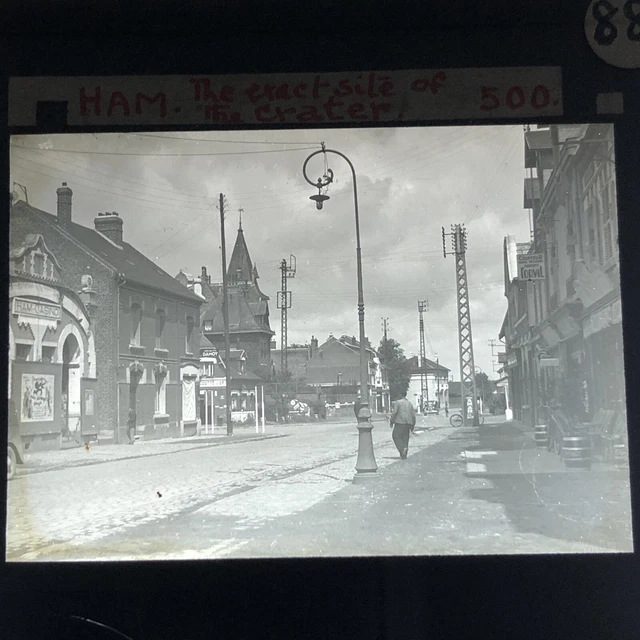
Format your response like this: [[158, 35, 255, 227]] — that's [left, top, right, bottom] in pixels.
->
[[201, 347, 218, 358], [516, 254, 545, 280], [200, 378, 226, 389], [13, 297, 61, 321], [539, 358, 560, 368]]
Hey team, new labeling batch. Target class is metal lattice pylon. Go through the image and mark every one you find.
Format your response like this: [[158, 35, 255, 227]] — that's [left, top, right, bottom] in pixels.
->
[[418, 300, 428, 411], [277, 255, 296, 376], [443, 224, 479, 426]]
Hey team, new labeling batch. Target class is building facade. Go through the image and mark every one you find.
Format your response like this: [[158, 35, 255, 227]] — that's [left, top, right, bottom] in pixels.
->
[[179, 222, 275, 382], [9, 184, 203, 448], [299, 334, 390, 412], [405, 355, 450, 413], [500, 124, 625, 428]]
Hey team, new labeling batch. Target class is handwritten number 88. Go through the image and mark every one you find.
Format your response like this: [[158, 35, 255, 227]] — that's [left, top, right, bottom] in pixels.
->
[[593, 0, 640, 46]]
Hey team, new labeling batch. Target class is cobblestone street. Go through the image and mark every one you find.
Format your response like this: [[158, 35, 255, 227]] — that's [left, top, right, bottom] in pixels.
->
[[6, 416, 633, 561]]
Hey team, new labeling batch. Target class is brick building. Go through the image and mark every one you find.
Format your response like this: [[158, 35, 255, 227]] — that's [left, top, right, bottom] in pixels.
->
[[500, 124, 624, 427], [178, 220, 275, 381], [9, 184, 203, 448], [295, 335, 389, 412]]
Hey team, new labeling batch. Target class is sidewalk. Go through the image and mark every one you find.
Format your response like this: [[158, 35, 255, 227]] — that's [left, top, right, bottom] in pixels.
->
[[14, 417, 391, 476], [15, 430, 289, 475], [220, 418, 633, 557]]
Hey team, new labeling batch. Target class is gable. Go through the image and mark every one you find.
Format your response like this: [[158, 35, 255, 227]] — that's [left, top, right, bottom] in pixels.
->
[[9, 234, 62, 283]]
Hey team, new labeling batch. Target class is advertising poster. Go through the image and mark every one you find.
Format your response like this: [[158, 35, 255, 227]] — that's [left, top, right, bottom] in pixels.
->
[[21, 373, 55, 422]]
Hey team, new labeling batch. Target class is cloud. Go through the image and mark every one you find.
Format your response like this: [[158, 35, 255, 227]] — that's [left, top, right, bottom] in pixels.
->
[[10, 126, 531, 375]]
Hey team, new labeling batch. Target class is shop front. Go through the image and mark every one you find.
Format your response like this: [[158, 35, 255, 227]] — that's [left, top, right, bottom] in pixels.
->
[[8, 235, 97, 450], [583, 295, 625, 415]]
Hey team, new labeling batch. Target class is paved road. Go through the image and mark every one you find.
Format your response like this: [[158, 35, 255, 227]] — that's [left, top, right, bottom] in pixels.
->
[[6, 416, 632, 561], [6, 415, 450, 560]]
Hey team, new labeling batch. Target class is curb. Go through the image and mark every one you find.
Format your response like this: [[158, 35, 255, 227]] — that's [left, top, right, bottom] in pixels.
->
[[14, 433, 289, 477]]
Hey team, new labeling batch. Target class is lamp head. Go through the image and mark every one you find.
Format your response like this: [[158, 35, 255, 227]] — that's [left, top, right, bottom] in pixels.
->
[[310, 192, 330, 210]]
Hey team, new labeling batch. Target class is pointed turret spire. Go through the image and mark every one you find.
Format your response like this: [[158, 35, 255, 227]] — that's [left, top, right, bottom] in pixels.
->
[[238, 208, 244, 232], [227, 218, 254, 284]]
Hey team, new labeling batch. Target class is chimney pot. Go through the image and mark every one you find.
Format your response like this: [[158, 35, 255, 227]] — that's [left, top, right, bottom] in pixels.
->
[[94, 210, 124, 245]]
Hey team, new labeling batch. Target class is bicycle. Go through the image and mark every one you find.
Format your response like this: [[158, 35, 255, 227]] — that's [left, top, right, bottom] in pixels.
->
[[449, 412, 484, 427]]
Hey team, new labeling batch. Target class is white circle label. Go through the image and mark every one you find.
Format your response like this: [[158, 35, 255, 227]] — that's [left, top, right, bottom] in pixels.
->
[[585, 0, 640, 68]]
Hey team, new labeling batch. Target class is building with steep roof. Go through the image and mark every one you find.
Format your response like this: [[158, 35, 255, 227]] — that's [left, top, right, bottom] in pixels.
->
[[406, 355, 450, 413], [10, 184, 203, 448], [180, 221, 275, 381]]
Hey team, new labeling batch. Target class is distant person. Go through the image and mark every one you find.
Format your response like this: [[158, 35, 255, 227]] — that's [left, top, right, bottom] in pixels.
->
[[389, 391, 416, 460], [127, 409, 137, 444]]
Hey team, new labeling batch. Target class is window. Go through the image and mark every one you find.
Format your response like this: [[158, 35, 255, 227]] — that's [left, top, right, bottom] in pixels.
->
[[131, 303, 142, 346], [34, 253, 45, 277], [155, 371, 167, 414], [185, 315, 194, 354], [41, 346, 56, 363], [155, 309, 166, 349], [15, 344, 32, 361]]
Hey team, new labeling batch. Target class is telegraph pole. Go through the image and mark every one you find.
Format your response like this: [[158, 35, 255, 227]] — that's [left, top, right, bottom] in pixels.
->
[[219, 194, 233, 436], [418, 300, 429, 412], [381, 317, 389, 345], [443, 224, 479, 427], [277, 255, 296, 377]]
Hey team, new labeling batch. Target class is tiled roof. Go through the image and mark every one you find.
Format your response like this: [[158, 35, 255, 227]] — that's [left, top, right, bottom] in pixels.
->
[[407, 355, 450, 373], [202, 290, 271, 333], [13, 201, 202, 304]]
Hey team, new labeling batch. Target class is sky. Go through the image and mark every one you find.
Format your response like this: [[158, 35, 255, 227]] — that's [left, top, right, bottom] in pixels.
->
[[9, 126, 531, 378]]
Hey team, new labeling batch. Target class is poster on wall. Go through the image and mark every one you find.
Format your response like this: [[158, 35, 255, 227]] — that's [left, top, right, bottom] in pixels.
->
[[84, 389, 95, 416], [21, 373, 54, 422]]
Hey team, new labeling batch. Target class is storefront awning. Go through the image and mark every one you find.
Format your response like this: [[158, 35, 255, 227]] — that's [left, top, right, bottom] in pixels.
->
[[583, 297, 622, 339]]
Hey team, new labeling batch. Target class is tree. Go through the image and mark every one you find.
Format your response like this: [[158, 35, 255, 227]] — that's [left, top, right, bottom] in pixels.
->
[[378, 337, 411, 401], [474, 371, 491, 403]]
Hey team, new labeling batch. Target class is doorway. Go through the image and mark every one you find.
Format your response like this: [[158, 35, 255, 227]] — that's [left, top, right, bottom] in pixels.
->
[[62, 333, 81, 443]]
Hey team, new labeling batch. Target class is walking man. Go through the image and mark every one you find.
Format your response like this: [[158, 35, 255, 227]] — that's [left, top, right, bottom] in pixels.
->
[[127, 408, 137, 444], [389, 391, 416, 459]]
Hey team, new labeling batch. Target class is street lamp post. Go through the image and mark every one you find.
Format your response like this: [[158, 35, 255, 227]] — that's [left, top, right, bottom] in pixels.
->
[[475, 365, 484, 415], [303, 143, 378, 482]]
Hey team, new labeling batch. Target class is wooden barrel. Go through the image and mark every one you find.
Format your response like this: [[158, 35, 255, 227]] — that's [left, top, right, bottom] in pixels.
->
[[534, 424, 548, 448], [562, 435, 591, 469]]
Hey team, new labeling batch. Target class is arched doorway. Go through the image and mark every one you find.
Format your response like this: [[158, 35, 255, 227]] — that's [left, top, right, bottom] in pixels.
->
[[62, 333, 82, 441]]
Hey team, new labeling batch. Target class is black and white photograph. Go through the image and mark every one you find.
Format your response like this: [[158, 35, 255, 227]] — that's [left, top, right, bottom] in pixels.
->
[[6, 122, 632, 561]]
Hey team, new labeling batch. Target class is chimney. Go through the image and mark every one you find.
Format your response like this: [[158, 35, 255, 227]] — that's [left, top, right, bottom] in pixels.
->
[[193, 276, 203, 298], [310, 335, 318, 357], [56, 182, 73, 228], [94, 212, 124, 246], [201, 266, 209, 284]]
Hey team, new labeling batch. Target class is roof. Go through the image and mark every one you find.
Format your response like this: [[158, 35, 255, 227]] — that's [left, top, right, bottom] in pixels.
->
[[227, 226, 254, 283], [407, 355, 450, 373], [12, 201, 203, 304], [201, 287, 274, 334]]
